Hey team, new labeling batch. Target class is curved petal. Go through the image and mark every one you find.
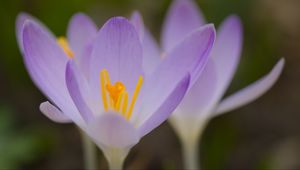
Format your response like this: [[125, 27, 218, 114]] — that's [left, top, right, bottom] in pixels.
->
[[67, 13, 97, 59], [162, 0, 205, 52], [90, 17, 143, 96], [214, 58, 285, 116], [130, 11, 161, 75], [175, 59, 218, 116], [140, 25, 215, 118], [138, 73, 190, 137], [22, 21, 81, 123], [66, 60, 94, 122], [212, 15, 243, 101], [40, 101, 72, 123], [87, 112, 139, 148], [16, 12, 54, 53]]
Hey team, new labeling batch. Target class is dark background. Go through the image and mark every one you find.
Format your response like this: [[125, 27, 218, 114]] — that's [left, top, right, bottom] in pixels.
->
[[0, 0, 299, 169]]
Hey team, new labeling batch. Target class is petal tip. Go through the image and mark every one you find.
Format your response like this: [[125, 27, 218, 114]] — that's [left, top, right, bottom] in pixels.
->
[[197, 24, 216, 38], [70, 12, 93, 24], [105, 16, 131, 25], [131, 10, 142, 18], [273, 57, 285, 76], [16, 12, 30, 24], [100, 16, 137, 35], [39, 101, 72, 123], [172, 0, 198, 11], [278, 57, 285, 67], [223, 15, 243, 34]]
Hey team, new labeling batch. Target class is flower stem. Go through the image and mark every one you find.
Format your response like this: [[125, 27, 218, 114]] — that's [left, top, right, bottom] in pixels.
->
[[107, 155, 125, 170], [81, 132, 98, 170], [103, 148, 129, 170], [182, 137, 199, 170], [169, 117, 208, 170]]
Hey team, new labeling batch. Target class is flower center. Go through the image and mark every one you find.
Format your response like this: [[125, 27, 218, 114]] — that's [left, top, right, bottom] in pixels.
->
[[100, 69, 143, 120], [106, 82, 126, 106], [57, 37, 74, 58]]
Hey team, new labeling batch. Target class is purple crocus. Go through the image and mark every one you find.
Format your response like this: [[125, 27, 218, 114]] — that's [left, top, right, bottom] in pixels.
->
[[16, 12, 215, 169], [158, 0, 284, 169]]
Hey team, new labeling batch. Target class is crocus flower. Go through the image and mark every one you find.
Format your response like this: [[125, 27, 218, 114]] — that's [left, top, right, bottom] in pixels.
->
[[16, 12, 216, 169], [158, 0, 285, 169]]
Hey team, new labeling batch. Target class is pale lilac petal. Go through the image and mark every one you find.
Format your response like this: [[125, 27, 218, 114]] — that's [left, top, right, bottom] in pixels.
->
[[212, 15, 243, 101], [175, 59, 218, 116], [142, 29, 161, 75], [87, 112, 139, 148], [214, 58, 285, 116], [40, 101, 72, 123], [162, 0, 205, 51], [66, 60, 94, 122], [141, 25, 215, 118], [90, 17, 143, 97], [78, 43, 94, 80], [130, 11, 145, 41], [130, 11, 161, 75], [67, 13, 97, 58], [22, 21, 82, 123], [16, 12, 54, 53], [138, 74, 190, 137]]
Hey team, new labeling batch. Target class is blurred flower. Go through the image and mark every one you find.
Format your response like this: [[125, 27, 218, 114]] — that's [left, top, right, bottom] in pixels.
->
[[157, 0, 284, 169], [16, 12, 215, 169]]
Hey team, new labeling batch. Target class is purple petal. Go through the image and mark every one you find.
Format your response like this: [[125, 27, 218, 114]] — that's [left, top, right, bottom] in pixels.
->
[[40, 101, 72, 123], [87, 112, 139, 148], [90, 17, 143, 95], [78, 42, 94, 80], [140, 25, 215, 118], [175, 59, 218, 116], [16, 12, 54, 53], [130, 11, 145, 42], [66, 60, 94, 122], [67, 13, 97, 59], [214, 58, 285, 115], [138, 73, 190, 137], [162, 0, 205, 51], [22, 21, 82, 123], [142, 27, 161, 75], [212, 15, 243, 101], [130, 12, 161, 75]]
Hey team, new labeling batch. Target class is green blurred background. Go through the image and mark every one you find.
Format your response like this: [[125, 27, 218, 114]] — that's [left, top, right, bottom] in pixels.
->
[[0, 0, 299, 169]]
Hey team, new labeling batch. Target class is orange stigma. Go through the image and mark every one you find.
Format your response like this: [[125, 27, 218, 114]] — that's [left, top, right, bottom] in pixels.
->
[[106, 82, 126, 106]]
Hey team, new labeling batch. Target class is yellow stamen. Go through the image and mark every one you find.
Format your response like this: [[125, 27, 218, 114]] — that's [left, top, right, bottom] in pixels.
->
[[99, 69, 143, 120], [57, 37, 74, 58], [100, 70, 109, 111], [126, 76, 143, 120], [121, 92, 128, 115], [109, 98, 114, 110], [115, 92, 124, 111], [103, 70, 111, 85]]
